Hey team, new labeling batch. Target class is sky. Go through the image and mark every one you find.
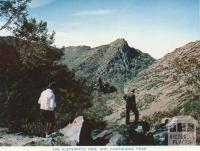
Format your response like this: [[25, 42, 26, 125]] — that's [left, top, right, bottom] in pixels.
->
[[0, 0, 200, 59]]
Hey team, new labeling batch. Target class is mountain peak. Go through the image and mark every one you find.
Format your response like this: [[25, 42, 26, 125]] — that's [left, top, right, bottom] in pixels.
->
[[61, 38, 155, 86], [110, 38, 128, 46]]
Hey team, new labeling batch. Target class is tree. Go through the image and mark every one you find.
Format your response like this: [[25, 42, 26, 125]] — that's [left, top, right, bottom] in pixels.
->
[[13, 17, 58, 66], [0, 0, 31, 31]]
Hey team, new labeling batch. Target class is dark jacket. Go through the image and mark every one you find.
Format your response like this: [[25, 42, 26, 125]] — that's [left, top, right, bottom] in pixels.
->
[[123, 92, 136, 107]]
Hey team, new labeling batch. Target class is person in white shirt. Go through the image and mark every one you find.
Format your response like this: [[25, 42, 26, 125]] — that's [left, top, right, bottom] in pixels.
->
[[38, 82, 56, 138]]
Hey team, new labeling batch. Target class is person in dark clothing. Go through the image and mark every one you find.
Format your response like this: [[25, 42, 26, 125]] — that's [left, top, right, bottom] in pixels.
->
[[123, 88, 139, 125]]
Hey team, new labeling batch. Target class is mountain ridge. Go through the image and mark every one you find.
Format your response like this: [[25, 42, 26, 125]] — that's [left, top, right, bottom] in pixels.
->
[[61, 38, 155, 86]]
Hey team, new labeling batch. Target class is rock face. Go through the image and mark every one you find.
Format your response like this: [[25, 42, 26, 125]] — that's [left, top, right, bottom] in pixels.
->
[[0, 128, 47, 146], [0, 116, 89, 146], [106, 132, 122, 146], [59, 116, 84, 144], [61, 38, 155, 86]]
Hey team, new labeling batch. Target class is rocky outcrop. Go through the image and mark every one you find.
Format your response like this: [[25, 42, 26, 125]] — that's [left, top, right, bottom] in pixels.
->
[[0, 116, 85, 146], [96, 77, 117, 93], [0, 128, 48, 146], [1, 115, 199, 146], [59, 116, 84, 145]]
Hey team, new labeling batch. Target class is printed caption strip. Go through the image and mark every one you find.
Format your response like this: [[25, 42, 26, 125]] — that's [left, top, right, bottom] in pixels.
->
[[0, 146, 200, 151]]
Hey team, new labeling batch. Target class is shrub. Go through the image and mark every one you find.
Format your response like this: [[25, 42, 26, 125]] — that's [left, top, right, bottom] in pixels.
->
[[144, 94, 155, 104]]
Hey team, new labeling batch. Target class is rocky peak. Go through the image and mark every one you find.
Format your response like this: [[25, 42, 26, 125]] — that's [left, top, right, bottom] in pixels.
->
[[110, 38, 128, 47], [108, 38, 130, 54], [96, 39, 155, 85]]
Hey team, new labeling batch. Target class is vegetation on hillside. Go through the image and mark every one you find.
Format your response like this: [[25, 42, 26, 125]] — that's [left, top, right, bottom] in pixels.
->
[[173, 54, 200, 120]]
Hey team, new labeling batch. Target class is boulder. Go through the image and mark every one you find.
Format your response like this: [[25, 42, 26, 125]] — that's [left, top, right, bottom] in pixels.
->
[[117, 121, 154, 145], [92, 129, 112, 145], [106, 132, 122, 146], [97, 77, 117, 93], [59, 116, 84, 145]]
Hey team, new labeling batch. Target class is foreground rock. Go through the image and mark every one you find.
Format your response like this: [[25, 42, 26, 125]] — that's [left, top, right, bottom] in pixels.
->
[[0, 128, 46, 146], [1, 115, 199, 146], [59, 116, 84, 145], [0, 116, 84, 146]]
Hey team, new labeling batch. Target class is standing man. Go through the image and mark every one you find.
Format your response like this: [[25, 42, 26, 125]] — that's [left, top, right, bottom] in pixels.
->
[[123, 87, 139, 124], [38, 82, 56, 138]]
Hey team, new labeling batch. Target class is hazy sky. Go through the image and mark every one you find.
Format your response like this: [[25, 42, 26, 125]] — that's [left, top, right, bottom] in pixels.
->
[[0, 0, 199, 59]]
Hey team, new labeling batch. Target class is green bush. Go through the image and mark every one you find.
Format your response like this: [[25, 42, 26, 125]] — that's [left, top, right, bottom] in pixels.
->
[[137, 94, 155, 110], [143, 94, 155, 104]]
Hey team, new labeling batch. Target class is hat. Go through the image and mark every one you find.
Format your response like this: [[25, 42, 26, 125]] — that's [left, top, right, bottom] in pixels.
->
[[124, 85, 136, 93]]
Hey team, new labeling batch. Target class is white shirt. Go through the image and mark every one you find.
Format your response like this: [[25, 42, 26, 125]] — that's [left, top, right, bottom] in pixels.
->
[[38, 89, 56, 111]]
